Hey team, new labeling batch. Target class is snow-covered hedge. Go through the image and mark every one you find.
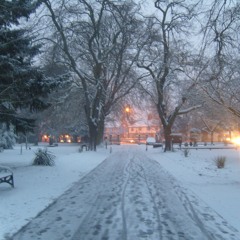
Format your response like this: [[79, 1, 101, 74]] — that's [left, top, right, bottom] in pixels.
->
[[0, 124, 16, 149]]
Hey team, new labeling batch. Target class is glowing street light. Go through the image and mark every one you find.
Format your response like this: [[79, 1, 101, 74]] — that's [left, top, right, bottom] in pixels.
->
[[232, 137, 240, 146], [125, 106, 130, 113]]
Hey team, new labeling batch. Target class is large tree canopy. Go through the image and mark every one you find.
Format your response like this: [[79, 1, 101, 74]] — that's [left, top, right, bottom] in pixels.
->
[[40, 0, 144, 150], [137, 0, 201, 151], [198, 0, 240, 117], [0, 0, 55, 133]]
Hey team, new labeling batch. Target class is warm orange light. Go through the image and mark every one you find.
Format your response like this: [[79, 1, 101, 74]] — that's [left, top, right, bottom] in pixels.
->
[[125, 107, 130, 113], [232, 137, 240, 145]]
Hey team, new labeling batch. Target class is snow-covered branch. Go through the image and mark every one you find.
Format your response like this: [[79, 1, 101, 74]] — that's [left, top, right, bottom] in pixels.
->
[[178, 105, 202, 115]]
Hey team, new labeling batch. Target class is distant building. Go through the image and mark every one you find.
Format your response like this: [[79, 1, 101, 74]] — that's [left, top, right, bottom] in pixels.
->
[[104, 108, 161, 144], [104, 124, 160, 144]]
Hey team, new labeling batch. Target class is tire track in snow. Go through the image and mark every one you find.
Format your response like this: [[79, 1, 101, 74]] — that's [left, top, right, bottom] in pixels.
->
[[128, 154, 190, 239], [129, 152, 240, 240], [128, 157, 163, 239], [169, 169, 239, 240], [121, 157, 131, 240], [134, 154, 206, 239]]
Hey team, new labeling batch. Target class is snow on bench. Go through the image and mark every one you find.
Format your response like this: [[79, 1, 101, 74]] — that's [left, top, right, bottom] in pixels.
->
[[0, 165, 14, 188]]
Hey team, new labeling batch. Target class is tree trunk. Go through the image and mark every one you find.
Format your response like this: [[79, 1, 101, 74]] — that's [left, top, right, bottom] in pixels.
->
[[87, 117, 106, 151], [88, 121, 98, 151], [97, 117, 105, 145], [211, 132, 214, 145], [164, 126, 172, 152]]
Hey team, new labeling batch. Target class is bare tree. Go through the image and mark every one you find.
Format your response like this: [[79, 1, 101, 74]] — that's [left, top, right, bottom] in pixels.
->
[[39, 0, 144, 150], [137, 0, 201, 151], [199, 0, 240, 117]]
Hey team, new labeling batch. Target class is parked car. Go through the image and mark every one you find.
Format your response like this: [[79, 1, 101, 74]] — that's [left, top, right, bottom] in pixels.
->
[[146, 137, 156, 145]]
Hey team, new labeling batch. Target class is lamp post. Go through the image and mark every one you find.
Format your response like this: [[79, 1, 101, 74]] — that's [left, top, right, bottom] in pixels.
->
[[125, 106, 131, 138]]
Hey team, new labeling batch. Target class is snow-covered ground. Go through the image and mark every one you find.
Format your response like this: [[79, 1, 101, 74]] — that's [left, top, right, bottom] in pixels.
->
[[0, 143, 240, 239], [0, 143, 109, 239], [148, 144, 240, 232]]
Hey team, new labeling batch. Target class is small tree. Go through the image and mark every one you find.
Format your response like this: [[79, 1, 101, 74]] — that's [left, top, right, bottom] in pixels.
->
[[201, 118, 221, 145]]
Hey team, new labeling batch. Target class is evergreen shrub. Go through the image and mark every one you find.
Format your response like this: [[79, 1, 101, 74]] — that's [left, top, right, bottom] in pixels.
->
[[0, 124, 16, 149], [215, 156, 226, 169], [33, 148, 55, 166]]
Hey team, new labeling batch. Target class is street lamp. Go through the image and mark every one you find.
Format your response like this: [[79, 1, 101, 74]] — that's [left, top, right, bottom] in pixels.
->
[[124, 105, 131, 138], [125, 106, 130, 113]]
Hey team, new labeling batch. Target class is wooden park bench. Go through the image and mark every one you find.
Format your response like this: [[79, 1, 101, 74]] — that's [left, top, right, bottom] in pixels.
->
[[153, 143, 163, 148], [79, 143, 89, 152], [0, 165, 14, 188]]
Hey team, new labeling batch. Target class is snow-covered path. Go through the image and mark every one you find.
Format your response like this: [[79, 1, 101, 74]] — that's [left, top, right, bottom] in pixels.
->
[[11, 148, 240, 240]]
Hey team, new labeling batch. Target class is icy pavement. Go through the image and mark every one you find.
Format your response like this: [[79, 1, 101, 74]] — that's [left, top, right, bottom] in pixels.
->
[[9, 148, 240, 240]]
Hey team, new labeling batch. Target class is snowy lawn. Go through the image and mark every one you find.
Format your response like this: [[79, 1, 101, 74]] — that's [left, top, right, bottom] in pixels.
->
[[0, 143, 110, 239], [148, 143, 240, 232], [1, 143, 240, 239]]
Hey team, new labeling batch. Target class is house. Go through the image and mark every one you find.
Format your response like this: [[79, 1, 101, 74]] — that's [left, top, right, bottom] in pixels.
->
[[104, 108, 161, 144]]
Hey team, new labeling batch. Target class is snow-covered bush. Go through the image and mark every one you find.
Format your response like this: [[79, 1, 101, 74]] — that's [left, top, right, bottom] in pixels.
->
[[215, 156, 226, 169], [32, 148, 55, 166], [0, 124, 16, 149]]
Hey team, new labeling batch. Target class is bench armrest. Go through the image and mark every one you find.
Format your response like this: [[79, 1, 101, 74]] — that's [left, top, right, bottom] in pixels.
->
[[0, 165, 13, 174]]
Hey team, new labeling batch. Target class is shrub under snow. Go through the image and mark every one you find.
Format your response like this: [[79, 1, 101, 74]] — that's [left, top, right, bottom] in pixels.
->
[[215, 156, 226, 169], [32, 148, 55, 166], [0, 124, 16, 149]]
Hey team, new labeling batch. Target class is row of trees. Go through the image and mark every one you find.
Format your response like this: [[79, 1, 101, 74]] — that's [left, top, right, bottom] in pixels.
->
[[1, 0, 240, 151]]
